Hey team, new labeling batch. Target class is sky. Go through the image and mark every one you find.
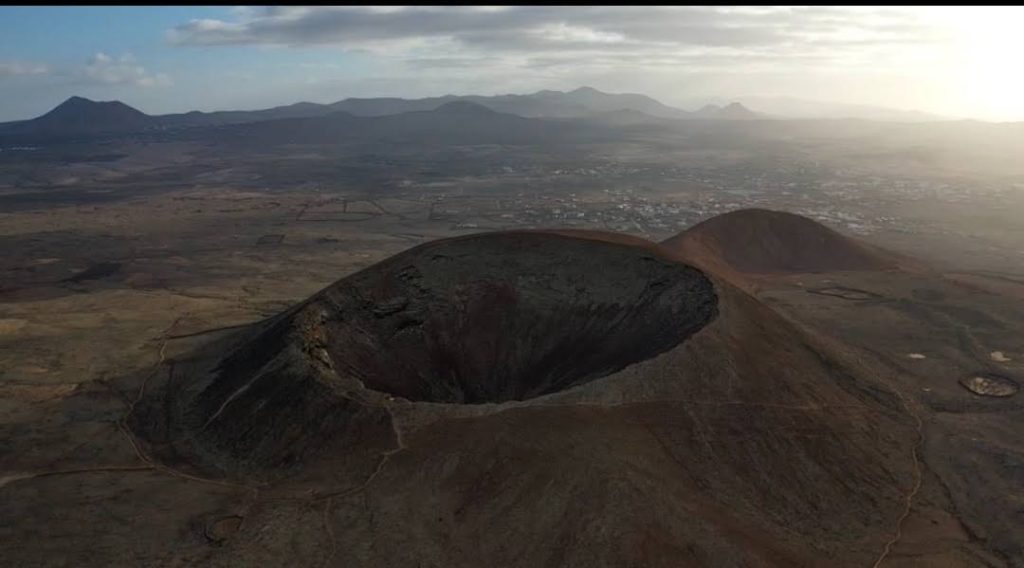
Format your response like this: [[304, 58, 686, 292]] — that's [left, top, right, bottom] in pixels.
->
[[2, 5, 1023, 122]]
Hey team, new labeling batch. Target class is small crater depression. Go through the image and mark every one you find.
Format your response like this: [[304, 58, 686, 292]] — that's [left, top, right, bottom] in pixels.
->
[[959, 373, 1019, 398], [61, 261, 122, 284], [204, 515, 243, 545], [806, 286, 882, 301], [256, 234, 285, 246]]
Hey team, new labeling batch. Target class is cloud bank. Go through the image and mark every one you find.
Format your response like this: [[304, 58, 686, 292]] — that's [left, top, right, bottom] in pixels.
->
[[0, 61, 50, 78], [167, 6, 948, 74]]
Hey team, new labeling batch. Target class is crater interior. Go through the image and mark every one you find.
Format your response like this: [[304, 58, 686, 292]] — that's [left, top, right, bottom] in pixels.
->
[[315, 232, 718, 403]]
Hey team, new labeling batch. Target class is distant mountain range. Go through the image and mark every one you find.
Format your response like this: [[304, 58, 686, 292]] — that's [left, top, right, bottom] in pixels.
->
[[169, 86, 761, 124], [213, 100, 615, 147], [701, 96, 950, 122], [0, 87, 762, 142], [2, 86, 970, 146]]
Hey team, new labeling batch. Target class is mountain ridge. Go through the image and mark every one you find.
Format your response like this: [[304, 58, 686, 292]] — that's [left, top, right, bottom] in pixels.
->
[[0, 87, 762, 141]]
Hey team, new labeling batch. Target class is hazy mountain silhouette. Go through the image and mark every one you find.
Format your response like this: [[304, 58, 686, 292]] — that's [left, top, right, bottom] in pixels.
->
[[0, 96, 156, 139], [693, 102, 761, 120], [319, 87, 689, 119], [719, 96, 948, 122], [329, 96, 459, 117], [0, 87, 762, 142], [2, 88, 968, 146], [215, 101, 604, 147], [159, 101, 334, 128]]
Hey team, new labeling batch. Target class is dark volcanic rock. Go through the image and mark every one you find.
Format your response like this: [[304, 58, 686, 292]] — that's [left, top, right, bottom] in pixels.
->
[[318, 232, 716, 403]]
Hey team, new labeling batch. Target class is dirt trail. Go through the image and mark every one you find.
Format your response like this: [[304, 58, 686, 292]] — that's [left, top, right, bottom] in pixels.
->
[[0, 314, 256, 493], [870, 387, 925, 568]]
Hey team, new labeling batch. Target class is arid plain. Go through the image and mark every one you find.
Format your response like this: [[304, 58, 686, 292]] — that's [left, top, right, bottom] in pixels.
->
[[2, 95, 1024, 566]]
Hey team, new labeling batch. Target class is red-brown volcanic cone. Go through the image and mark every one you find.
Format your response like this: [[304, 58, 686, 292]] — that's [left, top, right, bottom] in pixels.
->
[[662, 209, 909, 283]]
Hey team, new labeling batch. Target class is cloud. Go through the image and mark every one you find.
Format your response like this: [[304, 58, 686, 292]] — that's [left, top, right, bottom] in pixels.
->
[[165, 6, 950, 78], [167, 6, 937, 50], [162, 6, 995, 118], [80, 52, 172, 88], [0, 61, 50, 77]]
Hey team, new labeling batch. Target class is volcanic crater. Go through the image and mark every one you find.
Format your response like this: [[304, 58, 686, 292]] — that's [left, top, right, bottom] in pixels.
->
[[318, 232, 718, 404], [142, 231, 718, 472]]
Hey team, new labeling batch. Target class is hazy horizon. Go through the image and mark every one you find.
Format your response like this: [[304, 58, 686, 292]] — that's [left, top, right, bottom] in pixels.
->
[[2, 6, 1023, 122]]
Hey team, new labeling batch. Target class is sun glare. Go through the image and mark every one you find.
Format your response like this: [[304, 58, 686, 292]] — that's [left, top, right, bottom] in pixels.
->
[[924, 6, 1024, 120]]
